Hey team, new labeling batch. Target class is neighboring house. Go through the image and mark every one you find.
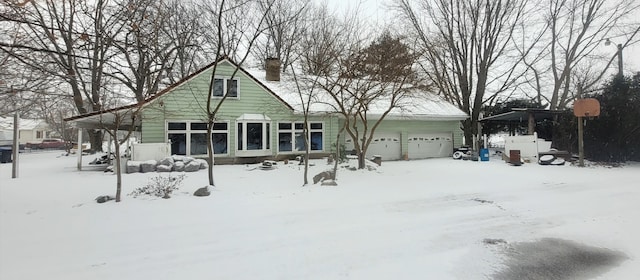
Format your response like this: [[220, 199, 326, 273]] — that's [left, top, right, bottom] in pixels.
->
[[0, 117, 56, 146], [65, 57, 468, 163]]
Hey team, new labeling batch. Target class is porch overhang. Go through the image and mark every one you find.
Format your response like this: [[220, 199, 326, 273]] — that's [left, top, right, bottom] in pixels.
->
[[64, 107, 142, 131]]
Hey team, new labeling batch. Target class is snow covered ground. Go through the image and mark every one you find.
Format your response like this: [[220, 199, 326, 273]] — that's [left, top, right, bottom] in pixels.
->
[[1, 151, 639, 280]]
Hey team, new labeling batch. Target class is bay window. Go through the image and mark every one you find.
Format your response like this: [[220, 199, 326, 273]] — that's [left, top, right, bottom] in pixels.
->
[[236, 114, 271, 157]]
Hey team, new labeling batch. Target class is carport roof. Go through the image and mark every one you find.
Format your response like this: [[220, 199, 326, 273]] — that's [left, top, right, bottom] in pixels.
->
[[479, 108, 564, 122], [64, 107, 142, 130]]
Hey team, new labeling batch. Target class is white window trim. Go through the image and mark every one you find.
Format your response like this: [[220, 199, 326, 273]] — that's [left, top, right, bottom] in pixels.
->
[[277, 121, 325, 154], [165, 120, 230, 157], [235, 120, 272, 157], [211, 76, 240, 99], [211, 121, 230, 156]]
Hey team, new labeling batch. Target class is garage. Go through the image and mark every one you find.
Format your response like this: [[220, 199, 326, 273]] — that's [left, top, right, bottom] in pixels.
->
[[408, 133, 453, 159], [345, 134, 402, 161]]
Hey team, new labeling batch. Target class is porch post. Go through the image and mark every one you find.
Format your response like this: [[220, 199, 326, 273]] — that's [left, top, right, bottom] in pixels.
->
[[12, 113, 19, 178], [527, 112, 535, 135]]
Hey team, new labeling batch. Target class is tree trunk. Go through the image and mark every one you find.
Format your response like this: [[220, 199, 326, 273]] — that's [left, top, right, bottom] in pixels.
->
[[462, 119, 475, 147], [332, 130, 341, 182], [89, 130, 103, 152], [207, 123, 215, 187], [358, 153, 365, 169]]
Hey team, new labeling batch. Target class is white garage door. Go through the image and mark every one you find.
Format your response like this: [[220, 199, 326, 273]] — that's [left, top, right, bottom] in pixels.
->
[[408, 133, 453, 159], [345, 134, 402, 161]]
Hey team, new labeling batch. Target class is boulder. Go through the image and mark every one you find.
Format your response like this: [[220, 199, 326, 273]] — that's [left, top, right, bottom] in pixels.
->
[[313, 170, 335, 184], [321, 180, 338, 186], [140, 160, 157, 173], [158, 157, 174, 167], [171, 155, 184, 161], [156, 164, 172, 172], [197, 159, 209, 169], [95, 195, 114, 203], [173, 161, 185, 172], [184, 160, 201, 172], [193, 186, 211, 197], [126, 161, 141, 173]]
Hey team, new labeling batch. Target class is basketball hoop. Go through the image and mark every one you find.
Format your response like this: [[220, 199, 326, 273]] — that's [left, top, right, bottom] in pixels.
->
[[573, 98, 600, 117]]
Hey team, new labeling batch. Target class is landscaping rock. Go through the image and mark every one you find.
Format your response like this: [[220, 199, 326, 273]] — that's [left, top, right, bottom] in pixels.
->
[[184, 160, 201, 172], [95, 195, 114, 203], [313, 170, 335, 184], [173, 161, 185, 172], [126, 161, 141, 173], [321, 180, 338, 186], [157, 164, 172, 172], [193, 186, 211, 197], [197, 159, 209, 169], [140, 160, 157, 173], [158, 157, 174, 166], [172, 155, 186, 162]]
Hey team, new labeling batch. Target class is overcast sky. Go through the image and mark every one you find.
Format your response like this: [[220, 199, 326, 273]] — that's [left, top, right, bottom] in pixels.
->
[[319, 0, 640, 75]]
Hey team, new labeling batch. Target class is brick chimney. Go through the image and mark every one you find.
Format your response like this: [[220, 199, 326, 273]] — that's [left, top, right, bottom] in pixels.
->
[[265, 58, 281, 81]]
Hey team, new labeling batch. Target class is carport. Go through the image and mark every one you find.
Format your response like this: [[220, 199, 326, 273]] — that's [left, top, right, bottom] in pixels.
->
[[479, 108, 564, 135], [64, 106, 141, 170], [479, 108, 566, 162]]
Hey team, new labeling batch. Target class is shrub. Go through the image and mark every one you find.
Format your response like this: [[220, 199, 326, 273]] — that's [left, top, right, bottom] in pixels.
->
[[331, 143, 349, 163], [130, 174, 185, 199]]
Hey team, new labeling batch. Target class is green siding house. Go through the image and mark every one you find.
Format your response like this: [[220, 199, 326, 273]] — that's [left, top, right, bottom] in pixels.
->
[[66, 58, 467, 163]]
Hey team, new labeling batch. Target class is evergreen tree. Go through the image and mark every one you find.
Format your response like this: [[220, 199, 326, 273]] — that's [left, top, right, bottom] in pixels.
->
[[584, 73, 640, 162]]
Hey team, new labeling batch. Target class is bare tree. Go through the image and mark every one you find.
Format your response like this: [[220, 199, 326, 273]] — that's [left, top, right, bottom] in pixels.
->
[[193, 0, 274, 187], [296, 5, 423, 170], [107, 0, 200, 102], [69, 102, 143, 202], [396, 0, 528, 145], [298, 3, 344, 76], [253, 0, 310, 72], [162, 0, 207, 84], [291, 3, 346, 180], [103, 107, 142, 202], [0, 47, 52, 116], [316, 31, 420, 169], [289, 66, 325, 185], [539, 0, 640, 109], [0, 0, 130, 151]]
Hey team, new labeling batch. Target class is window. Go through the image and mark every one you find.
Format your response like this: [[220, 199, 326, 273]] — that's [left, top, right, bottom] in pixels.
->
[[212, 122, 228, 154], [212, 77, 239, 98], [236, 122, 270, 153], [278, 122, 323, 152], [166, 121, 229, 156]]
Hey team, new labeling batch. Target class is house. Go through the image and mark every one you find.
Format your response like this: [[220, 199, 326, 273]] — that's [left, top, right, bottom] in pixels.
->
[[65, 57, 467, 164], [0, 117, 57, 147]]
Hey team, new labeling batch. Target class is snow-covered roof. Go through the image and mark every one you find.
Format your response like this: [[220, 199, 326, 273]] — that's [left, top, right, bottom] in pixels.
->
[[245, 68, 468, 121], [0, 117, 49, 131], [66, 57, 467, 129]]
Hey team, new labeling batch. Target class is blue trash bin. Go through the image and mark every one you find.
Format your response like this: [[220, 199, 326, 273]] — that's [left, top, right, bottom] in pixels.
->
[[480, 148, 490, 161]]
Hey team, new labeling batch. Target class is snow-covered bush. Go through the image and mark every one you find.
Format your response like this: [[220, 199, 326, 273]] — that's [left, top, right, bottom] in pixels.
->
[[130, 174, 185, 199]]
